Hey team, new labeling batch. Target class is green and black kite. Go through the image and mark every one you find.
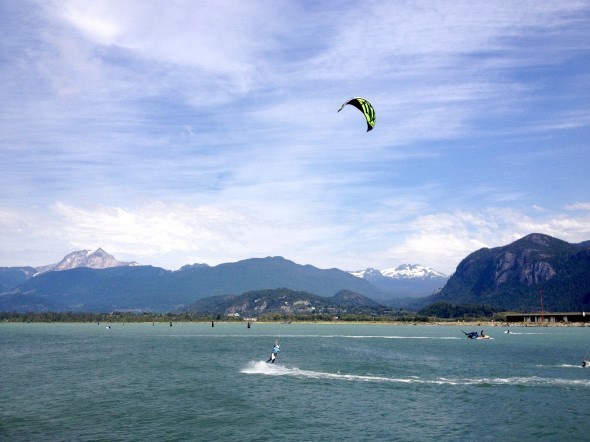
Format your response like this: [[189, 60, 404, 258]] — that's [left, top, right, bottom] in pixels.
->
[[337, 97, 376, 132]]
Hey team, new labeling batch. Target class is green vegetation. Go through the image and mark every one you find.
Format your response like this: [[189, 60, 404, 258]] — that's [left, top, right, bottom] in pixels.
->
[[186, 287, 386, 317], [0, 311, 229, 323], [418, 301, 500, 320], [0, 309, 476, 323], [0, 296, 508, 323], [257, 312, 430, 322]]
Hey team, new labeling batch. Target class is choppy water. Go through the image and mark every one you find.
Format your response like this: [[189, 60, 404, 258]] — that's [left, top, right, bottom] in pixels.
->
[[1, 323, 589, 441]]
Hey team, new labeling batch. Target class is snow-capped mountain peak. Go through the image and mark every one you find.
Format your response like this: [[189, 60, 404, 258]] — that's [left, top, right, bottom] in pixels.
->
[[348, 267, 382, 279], [350, 264, 446, 280], [35, 248, 138, 273], [348, 264, 448, 298], [381, 264, 447, 279]]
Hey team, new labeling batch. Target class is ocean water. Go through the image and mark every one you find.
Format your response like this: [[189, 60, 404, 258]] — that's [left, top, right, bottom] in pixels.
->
[[1, 322, 589, 441]]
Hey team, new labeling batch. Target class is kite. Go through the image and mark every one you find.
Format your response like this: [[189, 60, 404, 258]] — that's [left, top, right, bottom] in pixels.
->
[[337, 97, 376, 132]]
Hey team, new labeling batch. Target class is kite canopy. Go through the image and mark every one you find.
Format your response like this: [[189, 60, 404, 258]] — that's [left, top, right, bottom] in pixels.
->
[[337, 97, 376, 132]]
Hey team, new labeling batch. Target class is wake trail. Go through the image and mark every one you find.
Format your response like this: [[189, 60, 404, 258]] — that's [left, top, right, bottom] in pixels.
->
[[241, 361, 590, 387], [161, 334, 463, 339]]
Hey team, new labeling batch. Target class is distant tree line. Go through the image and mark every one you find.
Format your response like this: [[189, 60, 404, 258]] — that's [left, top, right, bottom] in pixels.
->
[[417, 301, 500, 320], [0, 303, 504, 323], [0, 311, 222, 323], [257, 312, 432, 322], [0, 311, 427, 323]]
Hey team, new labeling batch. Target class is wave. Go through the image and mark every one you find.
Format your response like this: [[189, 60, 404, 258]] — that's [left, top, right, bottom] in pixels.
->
[[241, 361, 590, 387]]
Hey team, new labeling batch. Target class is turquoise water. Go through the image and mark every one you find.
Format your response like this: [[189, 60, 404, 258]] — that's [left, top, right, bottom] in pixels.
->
[[1, 323, 589, 441]]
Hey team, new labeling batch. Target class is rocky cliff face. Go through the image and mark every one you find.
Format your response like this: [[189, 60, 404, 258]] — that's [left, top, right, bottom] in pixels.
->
[[430, 233, 590, 311], [494, 250, 556, 286]]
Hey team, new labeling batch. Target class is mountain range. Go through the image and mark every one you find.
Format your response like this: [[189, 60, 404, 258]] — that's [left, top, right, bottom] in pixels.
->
[[0, 248, 446, 312], [0, 254, 399, 313], [1, 233, 589, 314]]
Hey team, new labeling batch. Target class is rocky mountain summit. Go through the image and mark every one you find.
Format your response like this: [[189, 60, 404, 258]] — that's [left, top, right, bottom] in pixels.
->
[[35, 248, 137, 273], [350, 264, 448, 298]]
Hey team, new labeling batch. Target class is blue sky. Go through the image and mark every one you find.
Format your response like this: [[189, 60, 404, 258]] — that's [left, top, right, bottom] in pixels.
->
[[1, 0, 589, 274]]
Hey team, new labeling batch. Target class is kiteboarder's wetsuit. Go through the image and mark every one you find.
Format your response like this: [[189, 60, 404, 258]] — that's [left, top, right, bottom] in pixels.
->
[[267, 342, 280, 363]]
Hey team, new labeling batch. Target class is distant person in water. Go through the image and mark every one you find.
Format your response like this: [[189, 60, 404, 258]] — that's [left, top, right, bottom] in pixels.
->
[[267, 340, 280, 363]]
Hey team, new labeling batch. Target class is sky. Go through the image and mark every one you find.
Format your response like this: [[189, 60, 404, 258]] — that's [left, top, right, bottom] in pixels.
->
[[1, 0, 589, 275]]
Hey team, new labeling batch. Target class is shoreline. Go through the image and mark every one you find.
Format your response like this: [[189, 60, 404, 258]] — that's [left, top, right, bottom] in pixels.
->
[[252, 321, 589, 327], [3, 320, 587, 327]]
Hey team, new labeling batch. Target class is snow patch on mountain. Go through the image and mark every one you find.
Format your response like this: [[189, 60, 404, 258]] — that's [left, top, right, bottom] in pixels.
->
[[350, 264, 447, 280], [35, 248, 138, 274]]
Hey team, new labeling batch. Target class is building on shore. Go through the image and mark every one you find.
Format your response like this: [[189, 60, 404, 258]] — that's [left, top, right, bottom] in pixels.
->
[[505, 311, 589, 323]]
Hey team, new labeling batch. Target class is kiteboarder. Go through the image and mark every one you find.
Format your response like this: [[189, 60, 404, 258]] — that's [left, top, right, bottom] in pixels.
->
[[462, 330, 478, 339], [267, 340, 280, 363]]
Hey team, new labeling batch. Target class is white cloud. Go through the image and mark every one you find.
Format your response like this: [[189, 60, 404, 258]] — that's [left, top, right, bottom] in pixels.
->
[[47, 0, 290, 99], [53, 201, 238, 256], [2, 200, 588, 274], [47, 200, 347, 269], [61, 4, 120, 45], [566, 202, 590, 211]]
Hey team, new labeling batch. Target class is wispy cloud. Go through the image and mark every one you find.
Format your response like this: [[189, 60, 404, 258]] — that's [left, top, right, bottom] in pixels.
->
[[2, 199, 588, 274], [0, 1, 589, 273], [566, 202, 590, 211]]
